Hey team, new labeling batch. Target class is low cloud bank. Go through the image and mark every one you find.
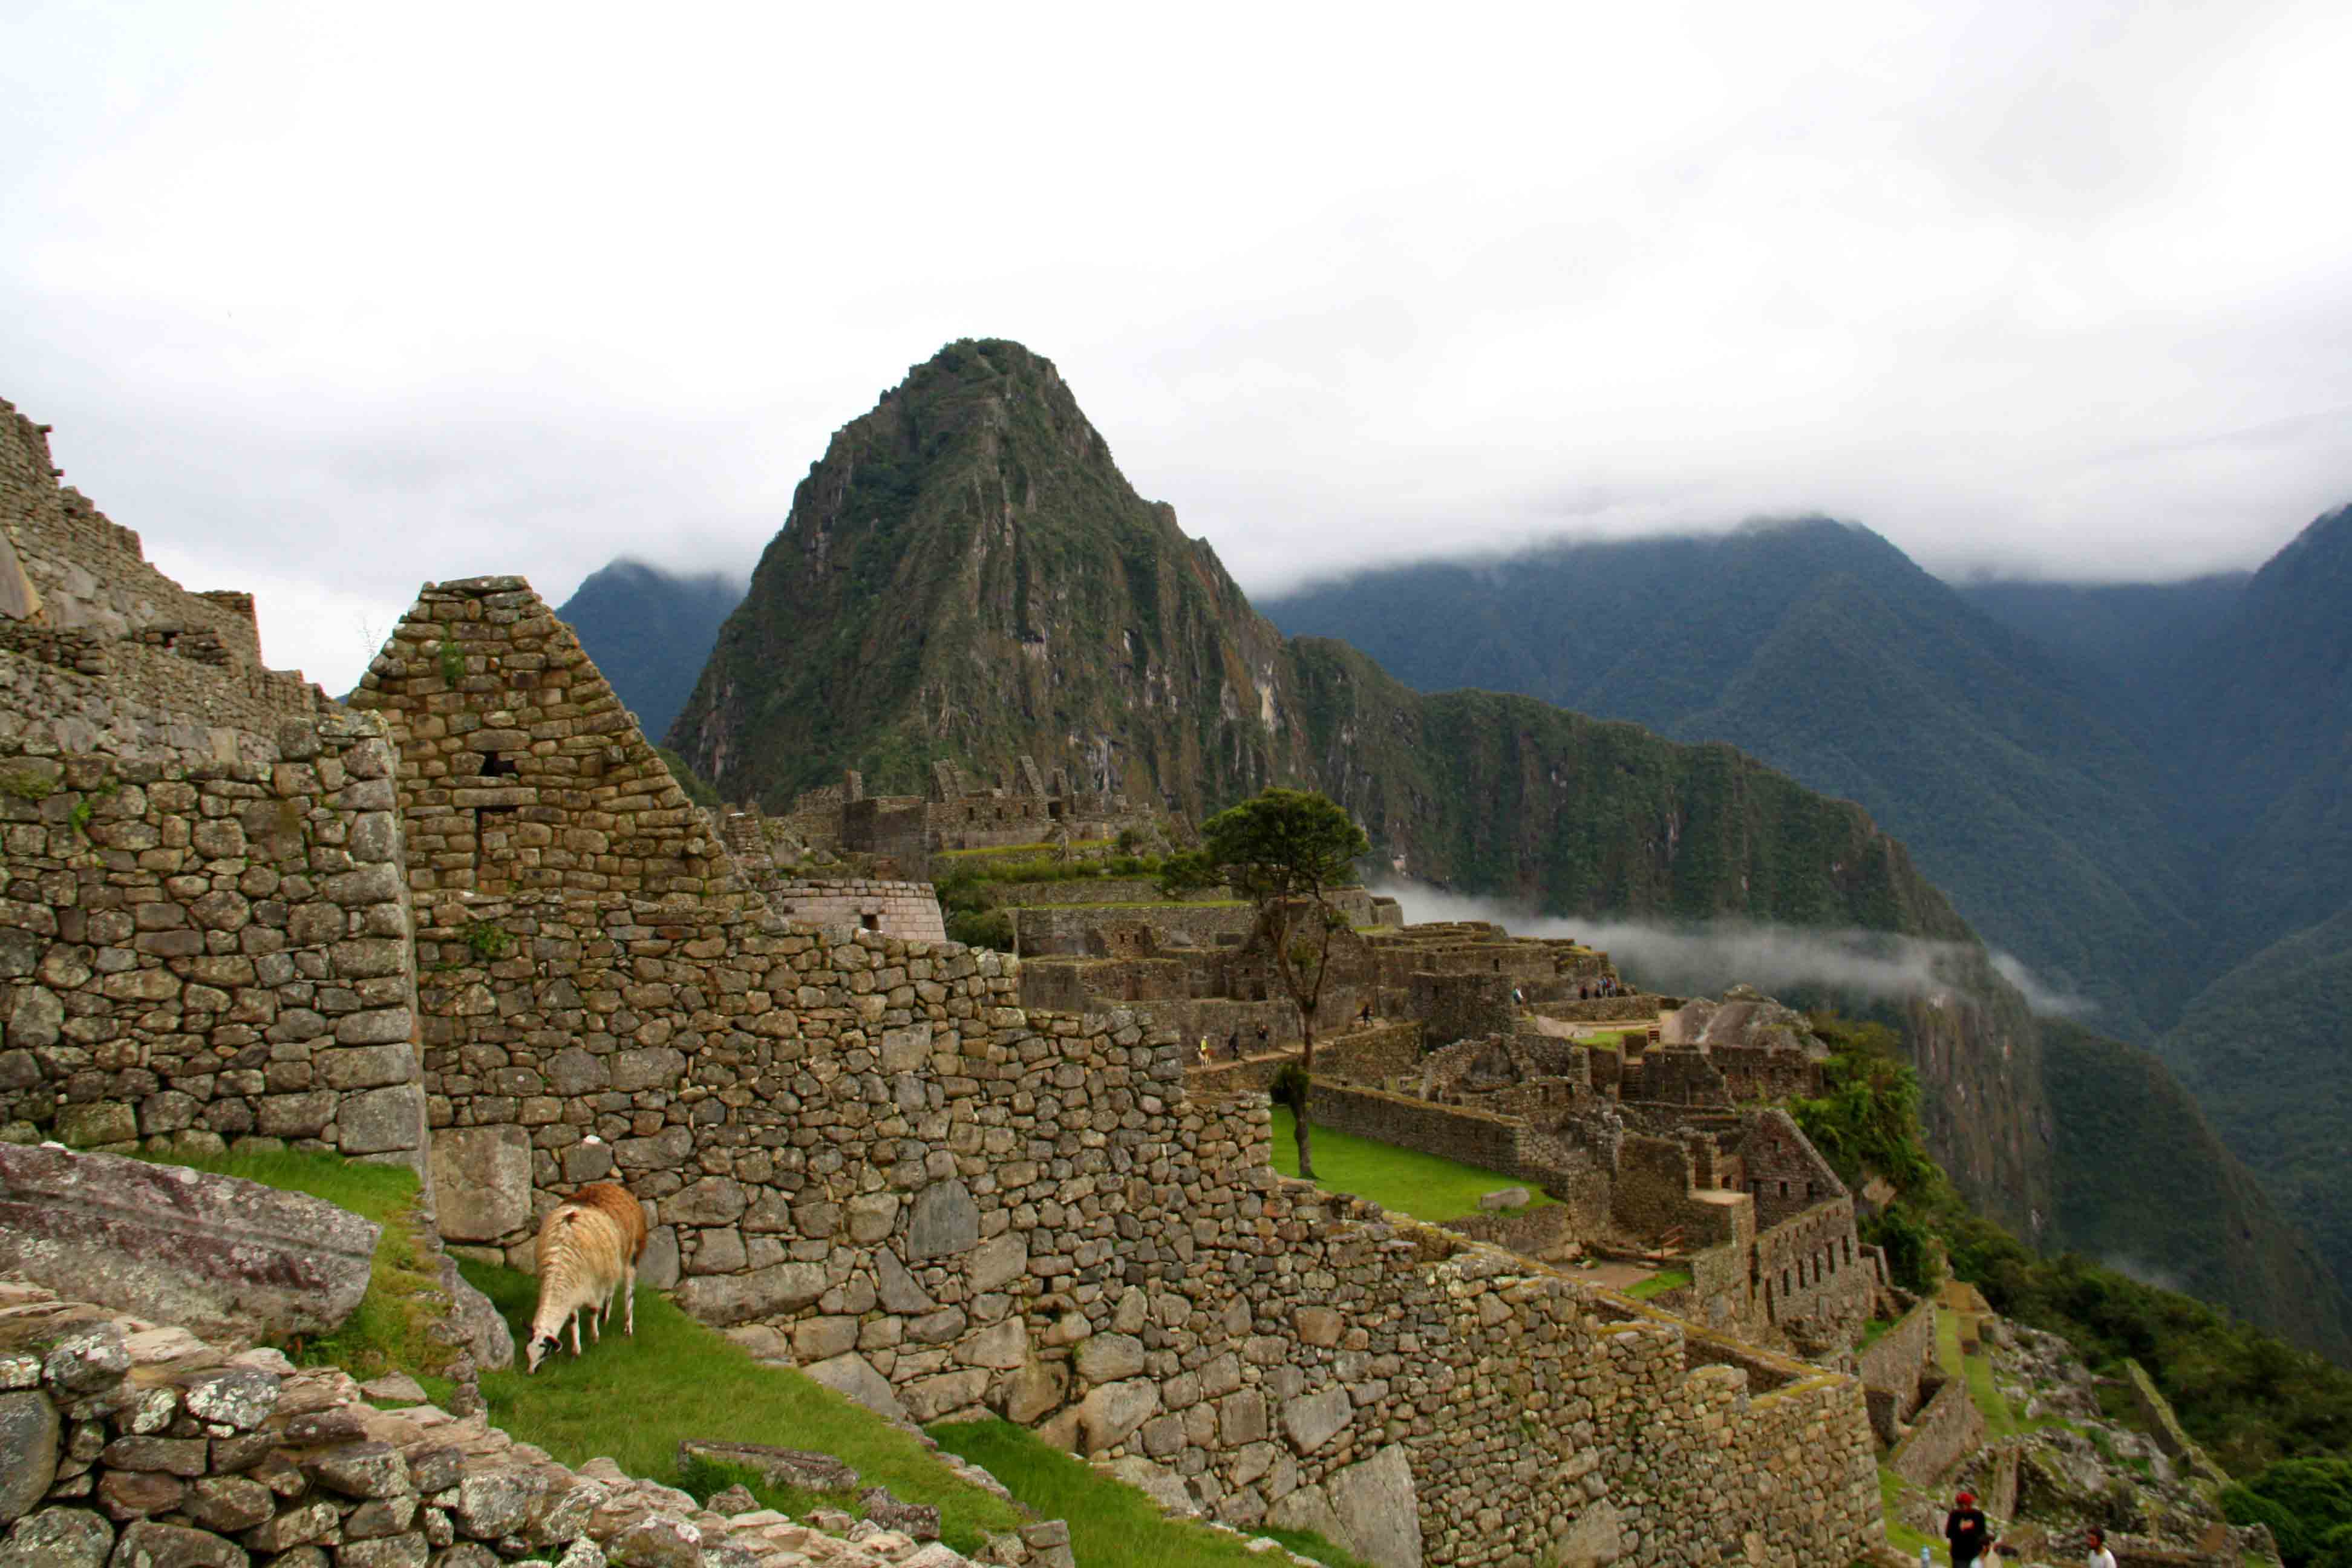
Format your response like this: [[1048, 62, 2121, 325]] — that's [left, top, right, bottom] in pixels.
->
[[1374, 879, 2093, 1018]]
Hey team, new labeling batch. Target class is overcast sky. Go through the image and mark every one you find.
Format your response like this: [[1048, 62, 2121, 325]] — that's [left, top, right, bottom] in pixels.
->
[[5, 2, 2350, 693]]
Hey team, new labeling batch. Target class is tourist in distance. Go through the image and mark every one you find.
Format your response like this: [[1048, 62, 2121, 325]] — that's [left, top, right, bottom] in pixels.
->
[[1944, 1491, 1994, 1567], [2085, 1528, 2116, 1568]]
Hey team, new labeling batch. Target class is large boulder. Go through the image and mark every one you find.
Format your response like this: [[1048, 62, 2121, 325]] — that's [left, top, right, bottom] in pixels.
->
[[0, 1145, 377, 1345]]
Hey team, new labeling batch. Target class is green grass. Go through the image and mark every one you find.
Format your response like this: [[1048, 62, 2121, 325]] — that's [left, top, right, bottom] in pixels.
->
[[1879, 1465, 1938, 1554], [933, 1420, 1376, 1568], [1269, 1106, 1556, 1223], [1627, 1268, 1692, 1300], [135, 1148, 456, 1391], [1933, 1306, 2036, 1440], [462, 1261, 1024, 1553], [1860, 1318, 1895, 1351]]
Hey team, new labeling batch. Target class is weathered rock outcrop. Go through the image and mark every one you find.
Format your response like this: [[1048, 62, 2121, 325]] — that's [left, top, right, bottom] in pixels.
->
[[0, 1278, 1068, 1566], [0, 1144, 376, 1345]]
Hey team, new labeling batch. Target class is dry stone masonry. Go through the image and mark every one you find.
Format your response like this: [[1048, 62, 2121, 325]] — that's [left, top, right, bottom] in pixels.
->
[[0, 1277, 1048, 1568], [1, 404, 1892, 1566]]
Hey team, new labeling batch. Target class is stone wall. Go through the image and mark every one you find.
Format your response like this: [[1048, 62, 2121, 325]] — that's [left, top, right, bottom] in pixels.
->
[[1753, 1198, 1872, 1347], [763, 879, 948, 942], [1708, 1041, 1821, 1102], [1011, 903, 1253, 958], [1610, 1137, 1748, 1250], [1889, 1373, 1985, 1487], [0, 1278, 1061, 1568], [1180, 1022, 1423, 1095], [0, 717, 427, 1173], [1527, 996, 1658, 1024], [1861, 1298, 1938, 1444], [2, 557, 1886, 1563], [1304, 1082, 1529, 1181], [347, 576, 728, 900], [1737, 1108, 1847, 1229]]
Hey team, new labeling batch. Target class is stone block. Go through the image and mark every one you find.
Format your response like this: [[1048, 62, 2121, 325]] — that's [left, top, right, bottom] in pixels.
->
[[1325, 1444, 1423, 1568], [1078, 1378, 1159, 1453], [54, 1101, 137, 1148], [1001, 1357, 1067, 1425], [0, 1390, 58, 1523], [0, 1143, 375, 1344], [959, 1318, 1028, 1370], [874, 1248, 935, 1314], [907, 1178, 978, 1259], [671, 1262, 826, 1325], [0, 1506, 113, 1566], [1219, 1389, 1267, 1446], [1267, 1480, 1344, 1544], [610, 1048, 685, 1093], [430, 1125, 533, 1243], [316, 1044, 416, 1091], [845, 1192, 899, 1243], [1281, 1386, 1353, 1455], [967, 1232, 1027, 1294], [667, 1177, 748, 1226], [336, 1084, 424, 1155], [1074, 1332, 1145, 1383], [1294, 1307, 1344, 1347], [803, 1353, 908, 1423]]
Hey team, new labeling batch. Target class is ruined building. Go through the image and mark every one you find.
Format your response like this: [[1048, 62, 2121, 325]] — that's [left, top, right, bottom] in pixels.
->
[[0, 396, 1884, 1565]]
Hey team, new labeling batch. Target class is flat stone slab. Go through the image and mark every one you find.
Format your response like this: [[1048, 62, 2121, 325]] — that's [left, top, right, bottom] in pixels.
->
[[1477, 1186, 1532, 1210], [0, 1144, 378, 1346]]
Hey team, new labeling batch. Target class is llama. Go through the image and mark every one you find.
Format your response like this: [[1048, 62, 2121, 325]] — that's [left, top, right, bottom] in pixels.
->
[[524, 1181, 648, 1373]]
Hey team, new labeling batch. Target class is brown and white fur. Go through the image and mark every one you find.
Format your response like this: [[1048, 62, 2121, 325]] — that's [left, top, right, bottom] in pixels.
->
[[524, 1182, 648, 1373]]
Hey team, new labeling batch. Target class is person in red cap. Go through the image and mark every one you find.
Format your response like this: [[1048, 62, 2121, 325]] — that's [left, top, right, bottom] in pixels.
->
[[1945, 1491, 1994, 1567]]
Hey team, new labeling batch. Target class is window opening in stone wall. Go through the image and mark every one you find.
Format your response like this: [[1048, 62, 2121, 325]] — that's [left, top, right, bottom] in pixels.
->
[[861, 915, 879, 931], [482, 753, 519, 778]]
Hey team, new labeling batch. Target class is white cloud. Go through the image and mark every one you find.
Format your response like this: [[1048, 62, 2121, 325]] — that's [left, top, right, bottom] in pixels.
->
[[1377, 878, 2092, 1018], [3, 1, 2348, 691]]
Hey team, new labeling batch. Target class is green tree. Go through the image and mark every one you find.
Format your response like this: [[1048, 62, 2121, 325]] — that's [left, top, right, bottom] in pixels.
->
[[1162, 788, 1369, 1178]]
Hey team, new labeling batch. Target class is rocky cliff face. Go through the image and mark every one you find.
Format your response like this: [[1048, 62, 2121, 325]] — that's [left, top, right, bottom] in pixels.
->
[[666, 342, 2352, 1352]]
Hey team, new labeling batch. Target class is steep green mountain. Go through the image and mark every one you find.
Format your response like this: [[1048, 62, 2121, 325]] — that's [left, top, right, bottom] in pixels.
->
[[1956, 573, 2247, 708], [2172, 505, 2352, 967], [1261, 505, 2352, 1312], [2158, 908, 2352, 1289], [1263, 524, 2202, 1032], [661, 339, 2352, 1355], [555, 559, 744, 744]]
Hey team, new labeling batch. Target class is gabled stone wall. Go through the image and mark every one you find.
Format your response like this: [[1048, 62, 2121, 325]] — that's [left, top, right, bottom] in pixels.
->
[[348, 577, 727, 899]]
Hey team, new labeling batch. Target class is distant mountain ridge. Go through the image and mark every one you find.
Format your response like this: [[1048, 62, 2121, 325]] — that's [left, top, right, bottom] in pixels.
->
[[624, 338, 2352, 1356], [554, 559, 743, 743], [1263, 501, 2352, 1309], [1264, 520, 2202, 1034]]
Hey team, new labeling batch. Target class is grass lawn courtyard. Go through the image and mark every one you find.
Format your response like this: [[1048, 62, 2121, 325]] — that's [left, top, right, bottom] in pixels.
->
[[1269, 1105, 1554, 1223]]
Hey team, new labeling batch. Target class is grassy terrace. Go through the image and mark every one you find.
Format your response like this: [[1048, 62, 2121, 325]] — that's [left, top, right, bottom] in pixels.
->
[[935, 1422, 1374, 1568], [139, 1148, 1377, 1566], [1270, 1106, 1553, 1223]]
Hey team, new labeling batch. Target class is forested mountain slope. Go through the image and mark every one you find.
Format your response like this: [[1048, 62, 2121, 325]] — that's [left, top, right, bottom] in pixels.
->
[[646, 339, 2352, 1354], [1263, 524, 2201, 1032], [554, 559, 743, 743], [1261, 502, 2352, 1306]]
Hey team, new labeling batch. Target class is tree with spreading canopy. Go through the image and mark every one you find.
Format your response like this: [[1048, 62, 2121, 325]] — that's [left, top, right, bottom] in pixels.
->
[[1161, 786, 1370, 1178]]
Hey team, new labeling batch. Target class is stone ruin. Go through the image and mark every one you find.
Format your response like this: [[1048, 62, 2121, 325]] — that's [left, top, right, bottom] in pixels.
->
[[0, 393, 1890, 1565], [767, 757, 1162, 881]]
